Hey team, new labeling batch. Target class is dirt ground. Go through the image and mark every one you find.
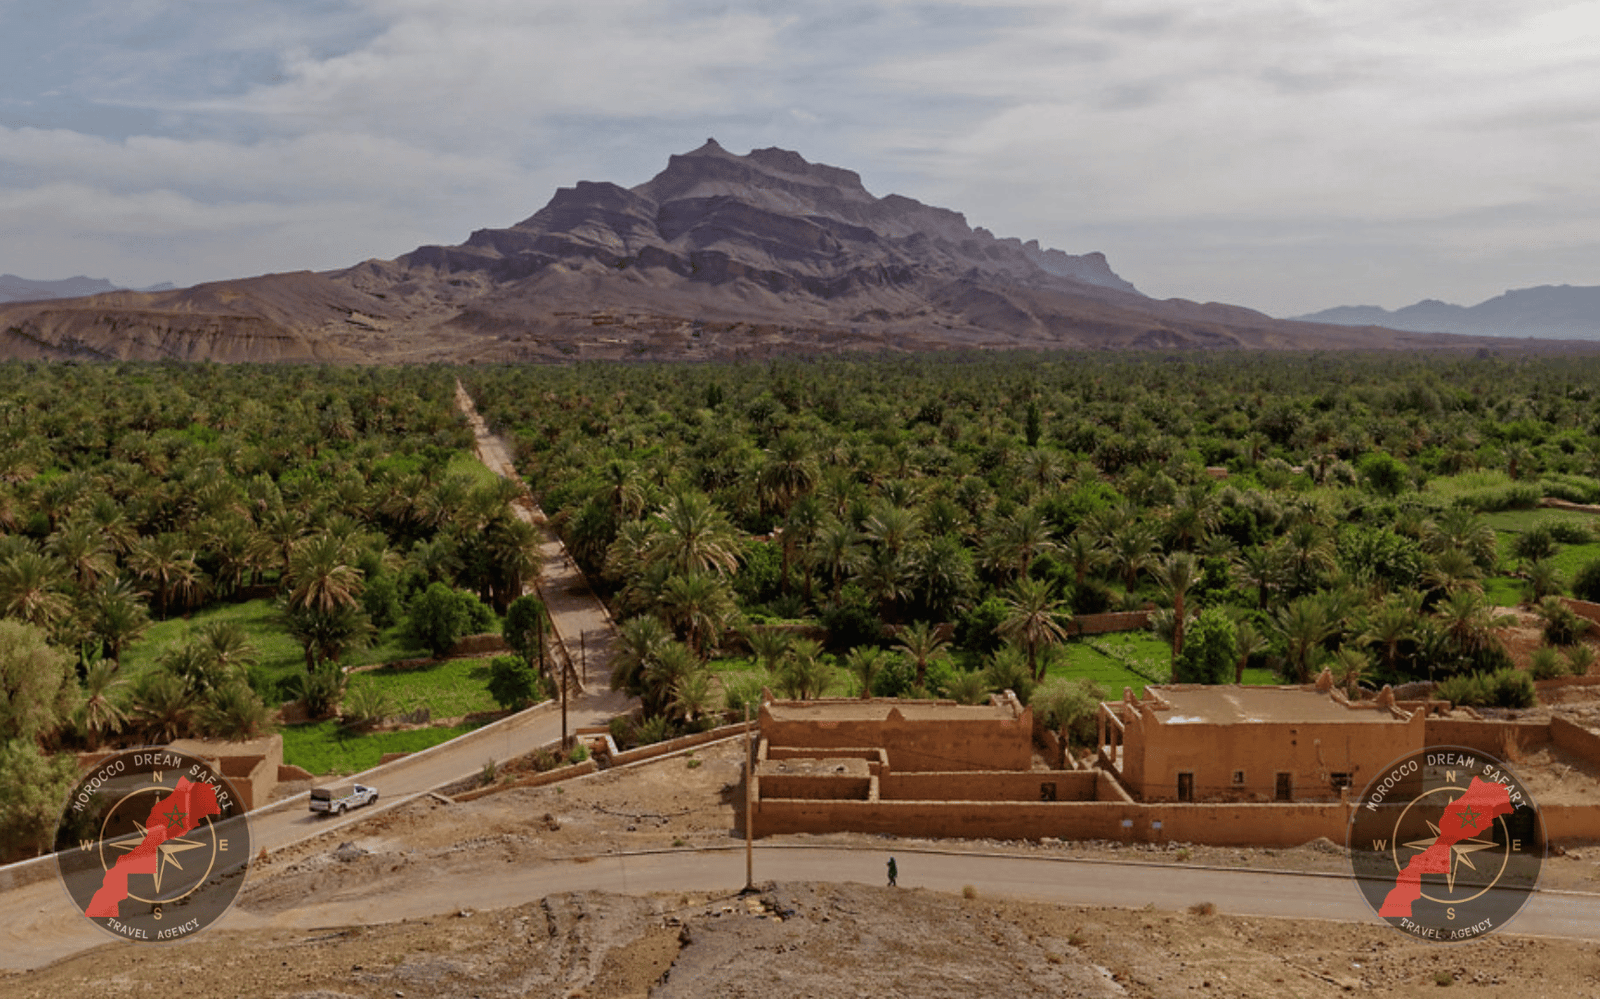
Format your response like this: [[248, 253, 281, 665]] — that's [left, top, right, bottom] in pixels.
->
[[11, 735, 1600, 997]]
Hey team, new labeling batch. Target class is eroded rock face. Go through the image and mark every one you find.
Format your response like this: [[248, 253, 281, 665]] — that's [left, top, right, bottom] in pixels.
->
[[4, 141, 1582, 363]]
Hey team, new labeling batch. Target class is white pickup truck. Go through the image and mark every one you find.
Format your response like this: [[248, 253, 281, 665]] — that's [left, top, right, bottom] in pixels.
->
[[309, 783, 379, 816]]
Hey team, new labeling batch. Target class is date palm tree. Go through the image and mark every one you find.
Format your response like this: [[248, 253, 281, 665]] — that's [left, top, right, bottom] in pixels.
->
[[660, 571, 737, 659], [87, 579, 152, 667], [1154, 551, 1199, 667], [0, 548, 75, 632], [650, 491, 742, 577], [894, 620, 950, 690], [45, 519, 116, 593], [76, 660, 129, 749], [998, 577, 1072, 681], [1273, 594, 1337, 683], [286, 532, 364, 614], [844, 646, 892, 698]]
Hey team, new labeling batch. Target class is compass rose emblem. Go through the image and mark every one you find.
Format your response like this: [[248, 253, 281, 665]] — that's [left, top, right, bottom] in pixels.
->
[[55, 748, 252, 944], [1349, 746, 1543, 943]]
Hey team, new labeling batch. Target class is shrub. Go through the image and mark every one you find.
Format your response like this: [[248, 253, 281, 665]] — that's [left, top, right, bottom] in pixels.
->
[[608, 714, 635, 748], [1435, 668, 1534, 708], [1512, 525, 1560, 563], [956, 595, 1009, 655], [1529, 646, 1566, 681], [339, 683, 393, 731], [635, 715, 671, 746], [1566, 643, 1596, 676], [1174, 608, 1236, 685], [487, 654, 541, 710], [720, 671, 769, 719], [1537, 596, 1590, 646], [361, 573, 404, 629], [1573, 558, 1600, 603], [290, 662, 347, 718], [403, 583, 495, 658]]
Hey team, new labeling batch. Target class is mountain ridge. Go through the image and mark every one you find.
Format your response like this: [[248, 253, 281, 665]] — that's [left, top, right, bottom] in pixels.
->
[[3, 142, 1597, 362], [1297, 284, 1600, 340]]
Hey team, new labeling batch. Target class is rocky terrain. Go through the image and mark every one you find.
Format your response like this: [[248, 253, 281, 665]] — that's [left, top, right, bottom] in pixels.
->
[[9, 739, 1600, 997], [6, 141, 1597, 363]]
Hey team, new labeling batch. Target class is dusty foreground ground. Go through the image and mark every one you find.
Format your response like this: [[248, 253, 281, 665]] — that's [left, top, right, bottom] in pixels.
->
[[8, 739, 1600, 998]]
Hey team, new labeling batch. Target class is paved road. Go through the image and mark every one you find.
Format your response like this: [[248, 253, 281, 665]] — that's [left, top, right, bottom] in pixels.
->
[[455, 380, 618, 689]]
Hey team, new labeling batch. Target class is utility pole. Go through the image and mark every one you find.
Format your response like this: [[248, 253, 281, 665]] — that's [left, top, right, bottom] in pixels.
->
[[560, 652, 569, 750], [743, 702, 755, 893]]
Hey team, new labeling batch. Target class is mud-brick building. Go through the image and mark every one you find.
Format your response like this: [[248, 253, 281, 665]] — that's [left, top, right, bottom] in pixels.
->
[[1097, 680, 1425, 803]]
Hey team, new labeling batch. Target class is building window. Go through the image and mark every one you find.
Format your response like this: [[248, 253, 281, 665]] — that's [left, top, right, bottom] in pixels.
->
[[1331, 772, 1353, 791], [1232, 770, 1245, 786], [1040, 782, 1057, 802], [1275, 772, 1293, 802], [1177, 772, 1195, 802]]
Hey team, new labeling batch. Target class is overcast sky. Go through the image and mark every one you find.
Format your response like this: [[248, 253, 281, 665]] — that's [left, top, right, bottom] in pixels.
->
[[1, 0, 1596, 317]]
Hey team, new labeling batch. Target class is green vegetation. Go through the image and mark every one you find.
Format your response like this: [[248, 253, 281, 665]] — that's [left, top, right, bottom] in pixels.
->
[[347, 656, 505, 720], [281, 719, 483, 777]]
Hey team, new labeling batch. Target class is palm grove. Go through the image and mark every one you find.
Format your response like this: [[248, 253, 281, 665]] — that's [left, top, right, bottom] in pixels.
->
[[0, 364, 542, 858], [462, 351, 1600, 743]]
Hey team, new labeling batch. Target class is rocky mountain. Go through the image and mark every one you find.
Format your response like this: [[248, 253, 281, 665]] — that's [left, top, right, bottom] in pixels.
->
[[0, 274, 119, 304], [1297, 285, 1600, 340], [3, 141, 1595, 362]]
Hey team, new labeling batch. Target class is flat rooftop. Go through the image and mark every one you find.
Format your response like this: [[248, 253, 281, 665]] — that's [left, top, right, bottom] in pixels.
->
[[1146, 686, 1403, 725], [764, 699, 1017, 723]]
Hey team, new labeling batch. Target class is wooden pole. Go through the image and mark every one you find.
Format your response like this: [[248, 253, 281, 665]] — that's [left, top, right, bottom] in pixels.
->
[[744, 702, 754, 892]]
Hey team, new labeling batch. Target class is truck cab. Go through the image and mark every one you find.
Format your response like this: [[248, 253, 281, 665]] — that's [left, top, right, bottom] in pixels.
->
[[309, 783, 379, 816]]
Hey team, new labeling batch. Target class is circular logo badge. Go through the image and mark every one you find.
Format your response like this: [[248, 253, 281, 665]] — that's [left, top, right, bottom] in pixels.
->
[[54, 748, 252, 944], [1348, 746, 1543, 943]]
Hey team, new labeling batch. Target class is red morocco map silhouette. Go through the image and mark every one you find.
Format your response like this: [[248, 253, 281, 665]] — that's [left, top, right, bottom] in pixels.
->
[[85, 778, 221, 918], [1379, 776, 1513, 917]]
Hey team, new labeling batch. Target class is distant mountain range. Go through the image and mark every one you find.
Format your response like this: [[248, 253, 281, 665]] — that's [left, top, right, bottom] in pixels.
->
[[2, 141, 1595, 362], [0, 275, 173, 304], [1296, 285, 1600, 340]]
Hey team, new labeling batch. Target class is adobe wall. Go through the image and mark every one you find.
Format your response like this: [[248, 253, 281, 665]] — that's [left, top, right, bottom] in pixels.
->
[[879, 771, 1099, 802], [760, 773, 873, 800], [1542, 804, 1600, 843], [1067, 610, 1154, 637], [1133, 713, 1422, 803], [759, 703, 1031, 772], [1552, 716, 1600, 766], [751, 798, 1354, 847], [1424, 719, 1553, 756]]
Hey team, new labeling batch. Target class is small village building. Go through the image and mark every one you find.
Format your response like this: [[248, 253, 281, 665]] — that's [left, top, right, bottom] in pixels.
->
[[1096, 677, 1424, 803]]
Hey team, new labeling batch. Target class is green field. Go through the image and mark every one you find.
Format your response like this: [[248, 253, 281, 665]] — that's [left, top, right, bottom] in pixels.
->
[[349, 656, 502, 719], [281, 720, 483, 776], [119, 598, 425, 692]]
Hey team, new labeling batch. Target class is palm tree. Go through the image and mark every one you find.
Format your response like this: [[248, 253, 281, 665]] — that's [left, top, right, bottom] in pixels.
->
[[88, 579, 152, 666], [197, 681, 276, 741], [1423, 547, 1484, 597], [808, 516, 864, 602], [1361, 593, 1419, 676], [758, 432, 819, 517], [671, 666, 719, 726], [983, 505, 1056, 582], [129, 533, 207, 617], [844, 646, 892, 698], [610, 615, 675, 703], [1281, 521, 1336, 593], [660, 571, 737, 659], [1106, 522, 1159, 591], [1231, 617, 1269, 684], [997, 577, 1072, 680], [1423, 508, 1498, 571], [775, 638, 833, 700], [1154, 551, 1199, 667], [1060, 530, 1108, 588], [76, 660, 129, 749], [650, 491, 742, 577], [1273, 595, 1337, 683], [1436, 589, 1513, 662], [1330, 648, 1371, 697], [1232, 545, 1287, 612], [895, 620, 950, 690], [780, 494, 824, 597], [862, 504, 921, 558], [131, 671, 193, 744], [286, 532, 364, 614], [45, 519, 116, 592], [0, 550, 75, 631], [484, 516, 542, 611]]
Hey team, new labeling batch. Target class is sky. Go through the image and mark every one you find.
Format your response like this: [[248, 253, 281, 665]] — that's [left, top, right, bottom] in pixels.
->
[[1, 0, 1597, 318]]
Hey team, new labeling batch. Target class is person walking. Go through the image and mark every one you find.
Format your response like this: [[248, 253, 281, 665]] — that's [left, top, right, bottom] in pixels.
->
[[887, 856, 898, 887]]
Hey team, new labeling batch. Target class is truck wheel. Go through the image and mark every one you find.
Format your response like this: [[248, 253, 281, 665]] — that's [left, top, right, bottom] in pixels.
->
[[337, 804, 346, 816], [370, 793, 378, 803]]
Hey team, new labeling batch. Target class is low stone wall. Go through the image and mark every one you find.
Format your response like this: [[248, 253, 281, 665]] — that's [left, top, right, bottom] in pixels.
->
[[1067, 610, 1154, 637], [752, 798, 1354, 846], [448, 632, 511, 657], [451, 759, 598, 802], [761, 772, 873, 800], [1423, 718, 1552, 756], [879, 771, 1099, 803], [607, 721, 752, 768], [1552, 715, 1600, 766]]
